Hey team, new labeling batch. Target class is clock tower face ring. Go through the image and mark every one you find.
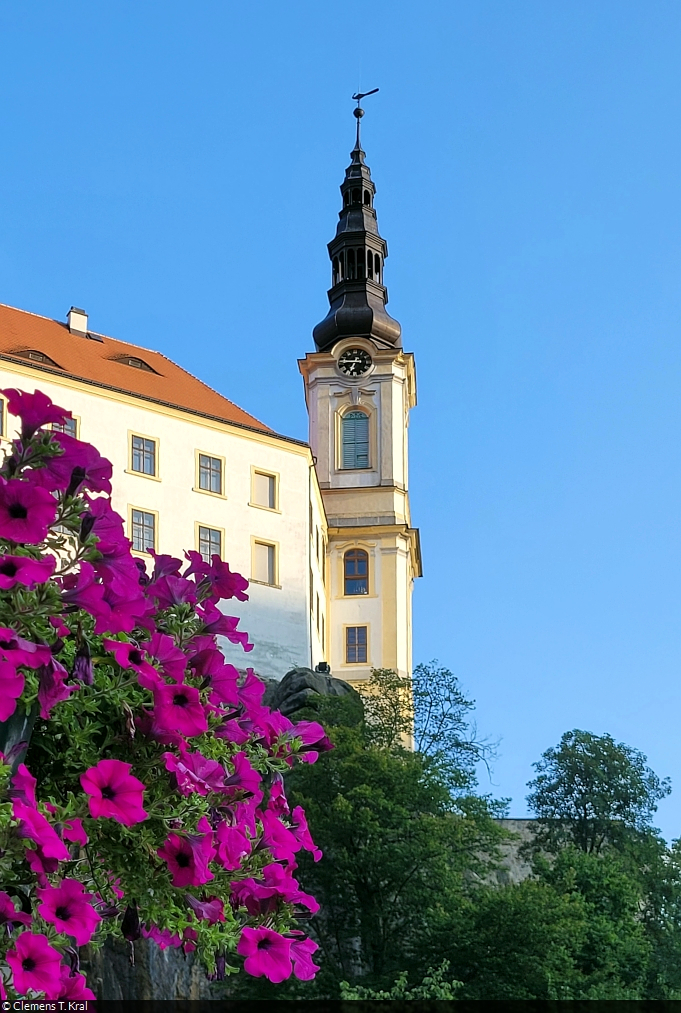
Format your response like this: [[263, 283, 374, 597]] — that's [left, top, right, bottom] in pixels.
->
[[337, 347, 373, 377]]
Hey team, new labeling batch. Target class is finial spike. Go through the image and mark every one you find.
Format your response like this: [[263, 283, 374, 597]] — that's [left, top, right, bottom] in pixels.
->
[[351, 87, 379, 148]]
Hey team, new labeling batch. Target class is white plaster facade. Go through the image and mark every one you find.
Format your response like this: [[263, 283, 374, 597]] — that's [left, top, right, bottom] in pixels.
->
[[0, 356, 328, 681]]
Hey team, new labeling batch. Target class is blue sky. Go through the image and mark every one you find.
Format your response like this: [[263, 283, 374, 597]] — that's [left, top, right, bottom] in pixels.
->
[[2, 1, 681, 836]]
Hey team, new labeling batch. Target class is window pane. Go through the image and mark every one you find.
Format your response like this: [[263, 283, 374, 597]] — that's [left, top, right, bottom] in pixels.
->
[[132, 509, 155, 553], [52, 417, 77, 437], [346, 626, 368, 664], [199, 454, 222, 494], [132, 436, 156, 476], [254, 542, 275, 584], [344, 550, 369, 595], [199, 526, 222, 563], [253, 471, 276, 508], [341, 411, 370, 469]]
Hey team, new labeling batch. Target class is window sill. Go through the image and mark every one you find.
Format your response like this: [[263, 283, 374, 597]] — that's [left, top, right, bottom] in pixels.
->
[[248, 502, 281, 514], [192, 487, 227, 499], [125, 469, 161, 483], [249, 578, 282, 590]]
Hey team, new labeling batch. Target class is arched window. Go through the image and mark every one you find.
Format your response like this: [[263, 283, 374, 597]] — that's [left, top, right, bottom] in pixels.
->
[[357, 248, 365, 279], [341, 410, 369, 469], [339, 251, 345, 279], [367, 249, 373, 279], [332, 257, 339, 285], [344, 549, 368, 595], [374, 253, 381, 282], [352, 188, 360, 204], [347, 249, 356, 279], [363, 189, 371, 205], [344, 191, 350, 207]]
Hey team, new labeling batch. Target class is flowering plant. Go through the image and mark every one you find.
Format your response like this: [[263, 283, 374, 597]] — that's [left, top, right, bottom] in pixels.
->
[[0, 388, 329, 999]]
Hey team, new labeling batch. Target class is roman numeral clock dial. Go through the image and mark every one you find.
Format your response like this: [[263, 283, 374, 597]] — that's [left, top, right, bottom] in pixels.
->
[[338, 348, 373, 377]]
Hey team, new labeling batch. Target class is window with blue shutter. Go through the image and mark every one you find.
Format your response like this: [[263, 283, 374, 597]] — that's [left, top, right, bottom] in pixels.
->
[[341, 411, 370, 469]]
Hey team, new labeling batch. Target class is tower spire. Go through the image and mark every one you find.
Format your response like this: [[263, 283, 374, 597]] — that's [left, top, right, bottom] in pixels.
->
[[312, 92, 401, 352]]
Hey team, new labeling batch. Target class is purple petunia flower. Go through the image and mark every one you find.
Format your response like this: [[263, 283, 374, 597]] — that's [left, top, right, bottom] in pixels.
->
[[33, 431, 112, 495], [237, 926, 292, 983], [157, 827, 216, 888], [37, 878, 102, 946], [196, 602, 254, 651], [153, 682, 208, 738], [0, 554, 55, 590], [162, 746, 226, 796], [290, 935, 320, 981], [72, 642, 93, 685], [6, 932, 63, 995], [62, 818, 88, 847], [215, 822, 252, 871], [149, 574, 198, 608], [290, 805, 323, 862], [146, 632, 187, 681], [0, 891, 32, 930], [0, 628, 51, 669], [184, 550, 249, 602], [37, 657, 76, 719], [140, 924, 183, 949], [104, 639, 160, 688], [80, 759, 148, 826], [0, 479, 58, 544], [0, 661, 24, 721], [52, 966, 96, 1001], [223, 752, 262, 798], [10, 763, 37, 807], [185, 894, 225, 924], [2, 388, 70, 439], [12, 801, 70, 861]]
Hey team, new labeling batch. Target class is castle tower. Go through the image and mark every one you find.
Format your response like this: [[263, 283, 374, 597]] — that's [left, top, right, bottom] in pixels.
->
[[299, 99, 422, 684]]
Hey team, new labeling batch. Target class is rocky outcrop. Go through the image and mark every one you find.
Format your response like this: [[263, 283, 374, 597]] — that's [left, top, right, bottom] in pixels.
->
[[262, 665, 358, 716]]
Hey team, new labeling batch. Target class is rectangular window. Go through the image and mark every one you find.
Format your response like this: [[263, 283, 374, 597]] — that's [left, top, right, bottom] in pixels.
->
[[199, 454, 223, 495], [252, 470, 276, 509], [131, 509, 156, 553], [315, 526, 320, 563], [253, 541, 276, 585], [52, 417, 78, 438], [310, 567, 314, 612], [346, 626, 368, 664], [316, 592, 320, 633], [321, 613, 325, 649], [131, 435, 157, 476], [198, 525, 222, 563]]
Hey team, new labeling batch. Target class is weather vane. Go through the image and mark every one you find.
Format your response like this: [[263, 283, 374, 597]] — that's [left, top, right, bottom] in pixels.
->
[[351, 87, 379, 145]]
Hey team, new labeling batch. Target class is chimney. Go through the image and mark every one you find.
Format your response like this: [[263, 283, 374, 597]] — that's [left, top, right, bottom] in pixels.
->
[[67, 307, 88, 336]]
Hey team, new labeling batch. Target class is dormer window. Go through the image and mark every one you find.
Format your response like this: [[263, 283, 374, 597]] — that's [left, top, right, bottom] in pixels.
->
[[11, 349, 61, 368], [111, 354, 157, 373]]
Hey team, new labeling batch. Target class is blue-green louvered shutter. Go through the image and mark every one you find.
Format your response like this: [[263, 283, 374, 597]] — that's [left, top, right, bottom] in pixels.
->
[[342, 412, 369, 469]]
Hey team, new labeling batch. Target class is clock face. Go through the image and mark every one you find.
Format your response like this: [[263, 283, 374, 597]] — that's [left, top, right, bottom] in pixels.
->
[[338, 348, 373, 377]]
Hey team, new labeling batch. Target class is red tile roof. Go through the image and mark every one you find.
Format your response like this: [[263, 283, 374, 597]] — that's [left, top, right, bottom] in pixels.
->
[[0, 302, 274, 436]]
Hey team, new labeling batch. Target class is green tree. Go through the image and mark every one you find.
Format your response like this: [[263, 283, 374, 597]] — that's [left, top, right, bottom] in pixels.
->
[[526, 729, 670, 854], [228, 668, 506, 999]]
